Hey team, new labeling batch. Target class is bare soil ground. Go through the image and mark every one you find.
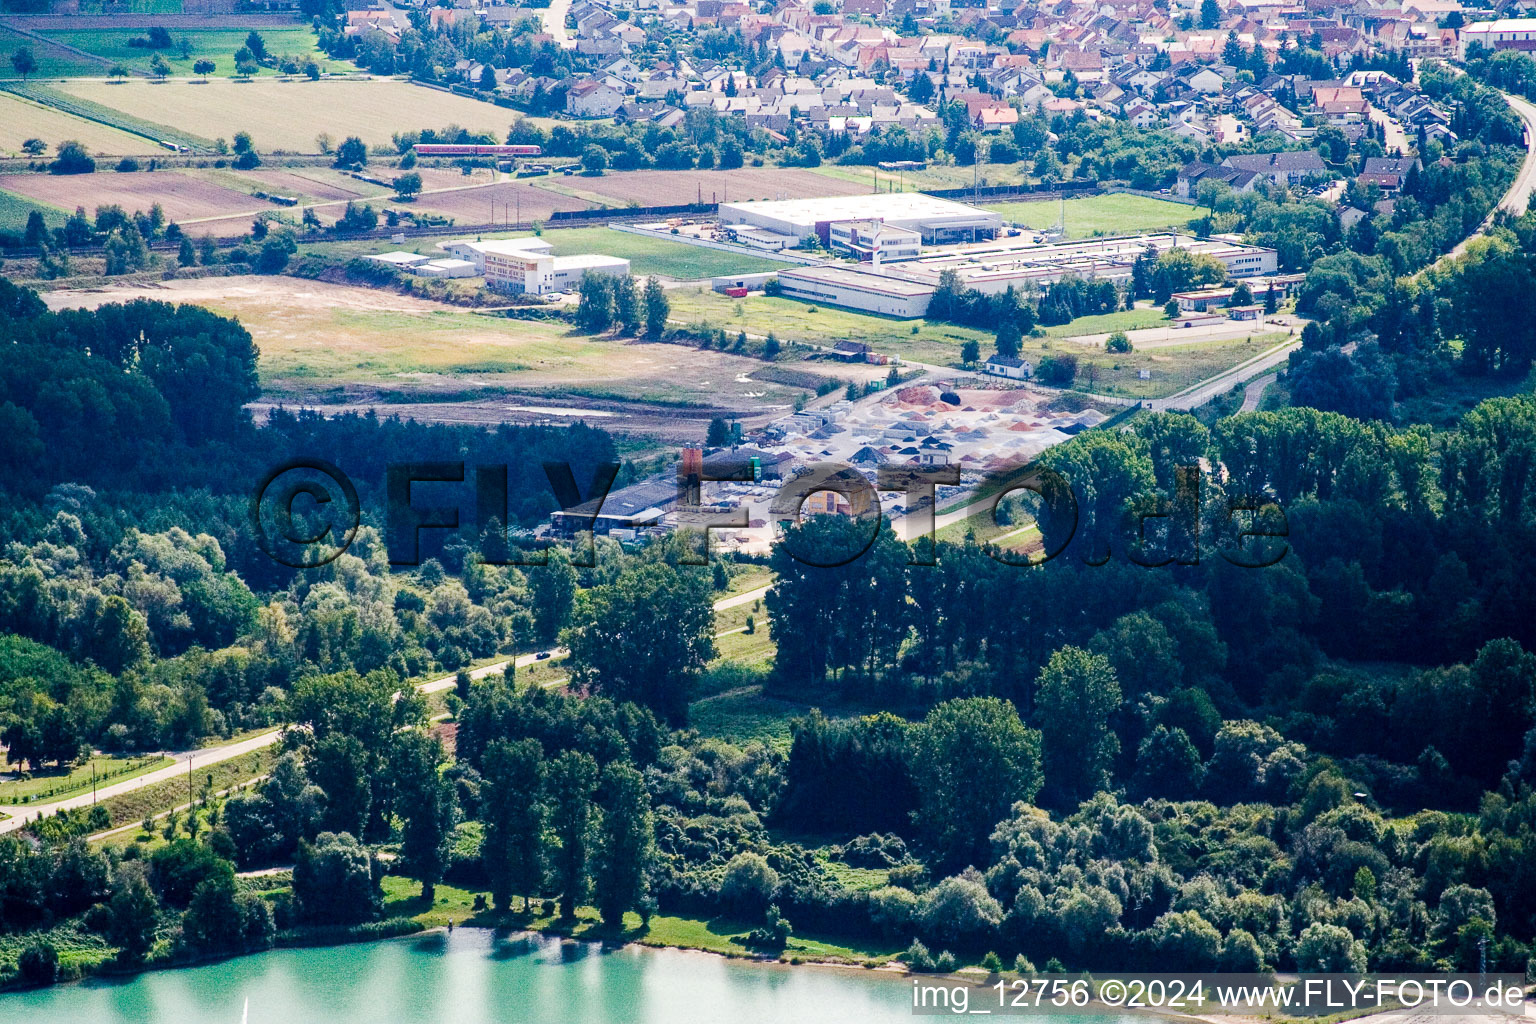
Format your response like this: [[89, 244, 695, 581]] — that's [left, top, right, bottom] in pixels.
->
[[568, 167, 872, 206], [1, 169, 270, 222], [43, 276, 848, 442], [391, 178, 593, 226], [235, 168, 379, 203]]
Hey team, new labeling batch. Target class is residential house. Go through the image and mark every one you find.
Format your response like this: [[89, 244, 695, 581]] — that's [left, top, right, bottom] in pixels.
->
[[1220, 151, 1328, 186], [566, 79, 625, 117]]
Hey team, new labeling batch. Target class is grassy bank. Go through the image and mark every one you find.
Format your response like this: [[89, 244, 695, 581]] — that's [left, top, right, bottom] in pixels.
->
[[379, 876, 898, 964]]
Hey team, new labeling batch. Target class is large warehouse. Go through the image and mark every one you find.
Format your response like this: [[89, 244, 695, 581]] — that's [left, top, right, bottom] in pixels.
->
[[719, 193, 1003, 246], [765, 232, 1278, 318], [776, 265, 936, 318], [886, 232, 1278, 295]]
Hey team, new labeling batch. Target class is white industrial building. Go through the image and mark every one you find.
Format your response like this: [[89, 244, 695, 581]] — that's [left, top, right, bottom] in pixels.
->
[[719, 193, 1003, 246], [484, 250, 631, 295], [776, 265, 935, 318], [366, 251, 432, 270], [414, 258, 479, 278], [829, 220, 922, 263], [886, 232, 1278, 295], [766, 231, 1277, 318], [437, 236, 554, 272]]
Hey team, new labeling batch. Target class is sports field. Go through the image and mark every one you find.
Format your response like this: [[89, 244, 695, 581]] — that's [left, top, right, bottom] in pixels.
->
[[32, 27, 341, 78], [517, 227, 786, 279], [0, 87, 163, 157], [303, 226, 784, 281], [984, 193, 1197, 237], [52, 77, 523, 152]]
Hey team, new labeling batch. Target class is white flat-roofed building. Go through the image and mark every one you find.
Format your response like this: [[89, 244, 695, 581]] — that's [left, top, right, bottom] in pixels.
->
[[720, 193, 1002, 245], [366, 251, 432, 269], [776, 264, 934, 318], [884, 232, 1277, 294], [1460, 19, 1536, 58], [729, 226, 799, 251], [484, 250, 631, 295], [829, 220, 923, 263], [437, 237, 555, 272], [414, 258, 479, 278]]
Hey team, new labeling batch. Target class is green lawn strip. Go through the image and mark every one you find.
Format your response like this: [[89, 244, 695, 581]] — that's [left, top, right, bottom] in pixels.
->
[[1039, 307, 1169, 339], [380, 876, 896, 963], [0, 188, 67, 232], [983, 194, 1198, 238], [0, 27, 107, 78], [0, 754, 173, 805], [2, 81, 215, 152], [35, 28, 338, 79], [711, 628, 776, 670], [74, 0, 185, 13], [86, 747, 275, 832], [809, 161, 1030, 191], [665, 288, 990, 364]]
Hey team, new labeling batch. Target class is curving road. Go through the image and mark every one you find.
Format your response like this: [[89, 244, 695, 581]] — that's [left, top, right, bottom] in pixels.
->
[[1443, 91, 1536, 261]]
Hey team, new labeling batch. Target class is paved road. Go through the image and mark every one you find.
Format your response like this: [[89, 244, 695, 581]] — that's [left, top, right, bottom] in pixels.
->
[[714, 584, 771, 611], [0, 730, 281, 835], [1149, 334, 1301, 412], [543, 0, 574, 48], [1368, 105, 1410, 156], [1443, 91, 1536, 262], [416, 647, 567, 695], [1240, 371, 1278, 412]]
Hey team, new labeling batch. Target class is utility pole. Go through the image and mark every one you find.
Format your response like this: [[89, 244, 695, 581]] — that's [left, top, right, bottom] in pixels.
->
[[92, 760, 97, 805]]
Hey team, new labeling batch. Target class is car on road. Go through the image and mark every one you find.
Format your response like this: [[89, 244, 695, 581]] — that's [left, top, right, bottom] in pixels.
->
[[536, 651, 553, 660]]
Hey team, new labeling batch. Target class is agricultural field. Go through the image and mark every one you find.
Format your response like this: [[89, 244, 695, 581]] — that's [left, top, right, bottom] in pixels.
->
[[0, 187, 63, 232], [52, 77, 528, 152], [561, 166, 872, 207], [0, 27, 106, 78], [0, 87, 164, 157], [984, 193, 1198, 237], [4, 79, 216, 151], [42, 276, 831, 421], [33, 27, 342, 78], [0, 166, 269, 222], [370, 177, 591, 229], [224, 165, 389, 204]]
